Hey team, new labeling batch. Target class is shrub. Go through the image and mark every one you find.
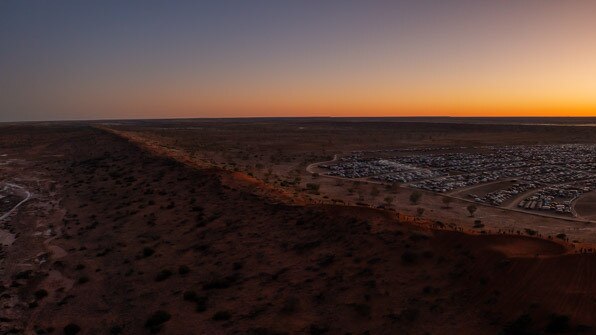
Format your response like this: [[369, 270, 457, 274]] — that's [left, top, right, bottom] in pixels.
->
[[145, 310, 171, 332], [178, 265, 190, 275], [63, 323, 81, 335], [155, 269, 173, 282], [409, 233, 429, 242], [183, 291, 199, 301], [401, 308, 419, 322], [233, 261, 243, 270], [34, 289, 48, 300], [467, 204, 477, 217], [409, 191, 422, 204], [546, 314, 570, 333], [142, 247, 155, 258], [182, 291, 208, 312], [503, 314, 533, 335], [384, 196, 394, 206], [203, 276, 235, 290], [309, 324, 330, 335], [442, 197, 453, 207], [306, 183, 320, 192], [349, 303, 371, 317], [109, 325, 123, 334], [212, 310, 231, 321], [317, 254, 335, 267], [281, 297, 299, 314], [195, 297, 208, 312], [401, 251, 418, 264], [416, 207, 425, 217], [15, 270, 33, 280]]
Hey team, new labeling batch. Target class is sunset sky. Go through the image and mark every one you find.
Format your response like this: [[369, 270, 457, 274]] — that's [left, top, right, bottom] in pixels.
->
[[1, 1, 596, 121]]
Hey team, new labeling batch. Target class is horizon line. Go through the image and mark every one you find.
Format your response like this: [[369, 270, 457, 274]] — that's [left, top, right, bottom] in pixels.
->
[[2, 115, 596, 124]]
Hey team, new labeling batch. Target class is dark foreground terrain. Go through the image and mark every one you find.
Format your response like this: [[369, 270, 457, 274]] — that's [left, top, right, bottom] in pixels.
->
[[1, 124, 595, 334]]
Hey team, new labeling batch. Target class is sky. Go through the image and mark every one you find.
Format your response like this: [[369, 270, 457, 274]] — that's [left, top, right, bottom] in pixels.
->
[[1, 0, 596, 121]]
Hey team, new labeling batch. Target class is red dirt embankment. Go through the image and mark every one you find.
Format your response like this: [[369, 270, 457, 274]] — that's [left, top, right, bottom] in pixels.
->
[[432, 231, 596, 325], [103, 127, 307, 206]]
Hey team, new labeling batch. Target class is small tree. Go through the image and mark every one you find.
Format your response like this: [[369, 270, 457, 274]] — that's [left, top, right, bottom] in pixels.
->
[[416, 207, 425, 217], [410, 191, 422, 205], [384, 196, 394, 207], [390, 182, 400, 194], [370, 186, 380, 198], [357, 190, 365, 201], [442, 197, 453, 208], [467, 204, 477, 217], [306, 183, 320, 193]]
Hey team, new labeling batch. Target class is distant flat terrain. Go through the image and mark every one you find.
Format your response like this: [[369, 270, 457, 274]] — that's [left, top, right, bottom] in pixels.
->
[[106, 119, 596, 244]]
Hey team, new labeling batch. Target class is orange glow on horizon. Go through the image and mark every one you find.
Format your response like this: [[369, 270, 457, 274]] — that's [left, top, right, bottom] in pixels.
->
[[4, 1, 596, 121]]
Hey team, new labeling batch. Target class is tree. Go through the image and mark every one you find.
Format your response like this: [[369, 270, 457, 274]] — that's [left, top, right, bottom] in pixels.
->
[[467, 204, 477, 217], [473, 220, 484, 228], [306, 183, 320, 193], [357, 190, 365, 201], [442, 197, 453, 208], [410, 191, 422, 205], [416, 207, 425, 217], [384, 196, 394, 207], [370, 186, 380, 198], [389, 182, 400, 194]]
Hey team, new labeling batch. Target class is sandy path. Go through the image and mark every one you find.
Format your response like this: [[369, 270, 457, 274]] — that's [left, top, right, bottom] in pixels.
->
[[306, 154, 338, 174], [0, 183, 32, 221], [0, 183, 32, 246]]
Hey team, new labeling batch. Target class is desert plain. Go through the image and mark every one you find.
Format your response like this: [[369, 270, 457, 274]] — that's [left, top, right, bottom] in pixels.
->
[[1, 118, 595, 334]]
